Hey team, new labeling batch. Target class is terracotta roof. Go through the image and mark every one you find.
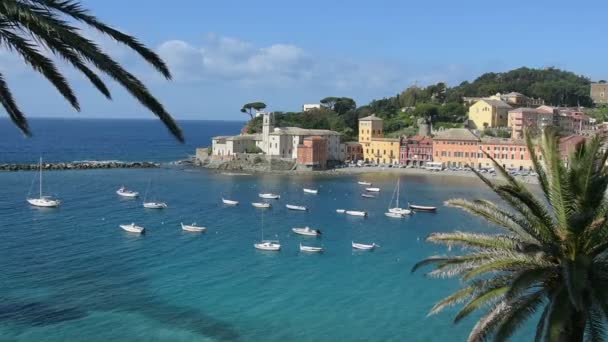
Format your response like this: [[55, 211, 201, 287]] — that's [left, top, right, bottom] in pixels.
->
[[358, 114, 383, 121], [480, 99, 512, 109], [480, 137, 526, 146], [304, 135, 326, 141], [433, 128, 480, 141]]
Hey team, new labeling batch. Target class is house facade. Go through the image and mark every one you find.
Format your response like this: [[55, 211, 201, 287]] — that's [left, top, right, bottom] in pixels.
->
[[508, 107, 554, 139], [399, 135, 433, 166], [432, 129, 481, 168], [468, 99, 512, 129], [297, 136, 328, 169], [344, 142, 363, 162], [358, 114, 400, 164], [478, 138, 536, 170]]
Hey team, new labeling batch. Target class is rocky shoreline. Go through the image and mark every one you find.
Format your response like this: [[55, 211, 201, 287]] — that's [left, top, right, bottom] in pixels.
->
[[0, 160, 160, 172]]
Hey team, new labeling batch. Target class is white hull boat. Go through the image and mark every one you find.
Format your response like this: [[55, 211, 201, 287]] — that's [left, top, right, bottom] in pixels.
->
[[143, 202, 167, 209], [27, 197, 61, 208], [120, 223, 145, 234], [286, 204, 307, 211], [116, 187, 139, 198], [181, 223, 206, 233], [361, 193, 376, 198], [385, 212, 404, 218], [259, 193, 280, 199], [389, 208, 412, 215], [345, 210, 367, 217], [292, 227, 321, 236], [27, 157, 60, 208], [352, 241, 377, 250], [336, 209, 345, 213], [303, 188, 318, 194], [409, 203, 437, 212], [254, 240, 281, 251], [358, 181, 372, 186], [300, 244, 323, 253], [252, 202, 271, 208], [222, 198, 239, 205], [366, 187, 380, 192]]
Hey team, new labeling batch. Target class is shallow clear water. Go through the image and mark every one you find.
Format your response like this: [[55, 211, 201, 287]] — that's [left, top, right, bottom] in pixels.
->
[[0, 119, 534, 341]]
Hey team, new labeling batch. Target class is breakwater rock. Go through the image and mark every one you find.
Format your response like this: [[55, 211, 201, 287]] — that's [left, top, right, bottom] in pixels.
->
[[0, 161, 160, 171]]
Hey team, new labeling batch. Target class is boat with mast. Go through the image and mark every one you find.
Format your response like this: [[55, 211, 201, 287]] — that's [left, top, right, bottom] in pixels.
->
[[387, 178, 411, 216], [27, 157, 61, 208], [142, 180, 167, 209], [254, 210, 280, 251]]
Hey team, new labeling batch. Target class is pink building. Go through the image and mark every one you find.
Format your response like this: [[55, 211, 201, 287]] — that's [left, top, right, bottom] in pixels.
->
[[399, 135, 433, 166], [508, 107, 554, 139]]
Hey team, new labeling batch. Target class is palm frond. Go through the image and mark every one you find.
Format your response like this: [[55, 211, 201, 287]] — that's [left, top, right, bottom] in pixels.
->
[[454, 286, 509, 323], [506, 268, 554, 299], [494, 290, 546, 342], [526, 131, 550, 197], [467, 302, 508, 342], [0, 71, 29, 135], [427, 231, 521, 251]]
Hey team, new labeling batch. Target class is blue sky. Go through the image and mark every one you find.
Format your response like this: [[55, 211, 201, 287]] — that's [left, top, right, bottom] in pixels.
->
[[1, 0, 607, 121]]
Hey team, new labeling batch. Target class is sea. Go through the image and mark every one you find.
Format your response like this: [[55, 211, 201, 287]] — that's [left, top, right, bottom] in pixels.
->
[[0, 118, 534, 341]]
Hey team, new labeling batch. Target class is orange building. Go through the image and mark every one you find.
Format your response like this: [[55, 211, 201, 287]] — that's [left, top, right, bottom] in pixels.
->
[[297, 136, 328, 170], [432, 129, 481, 168], [478, 138, 537, 170]]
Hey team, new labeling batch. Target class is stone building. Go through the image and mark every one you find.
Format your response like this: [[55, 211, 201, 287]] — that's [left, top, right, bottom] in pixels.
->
[[591, 83, 608, 104]]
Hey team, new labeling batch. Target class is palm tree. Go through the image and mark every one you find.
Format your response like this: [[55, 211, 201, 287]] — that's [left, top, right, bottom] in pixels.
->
[[413, 129, 608, 341], [0, 0, 183, 142]]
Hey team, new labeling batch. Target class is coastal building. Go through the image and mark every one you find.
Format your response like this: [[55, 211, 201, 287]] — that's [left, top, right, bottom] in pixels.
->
[[556, 110, 593, 134], [344, 142, 363, 163], [591, 83, 608, 104], [491, 92, 544, 107], [508, 107, 554, 139], [211, 134, 262, 159], [399, 135, 433, 166], [302, 104, 322, 111], [358, 114, 400, 164], [468, 99, 512, 129], [478, 138, 535, 170], [432, 128, 481, 168], [297, 136, 328, 170], [560, 135, 588, 167]]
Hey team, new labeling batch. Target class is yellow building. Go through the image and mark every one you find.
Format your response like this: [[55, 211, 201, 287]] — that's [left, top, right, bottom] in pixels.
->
[[358, 114, 400, 164], [468, 99, 511, 129]]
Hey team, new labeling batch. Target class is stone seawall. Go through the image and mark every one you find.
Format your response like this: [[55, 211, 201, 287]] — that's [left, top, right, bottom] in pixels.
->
[[0, 161, 160, 171]]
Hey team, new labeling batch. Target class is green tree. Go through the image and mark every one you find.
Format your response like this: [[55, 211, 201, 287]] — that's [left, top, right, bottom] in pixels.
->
[[0, 0, 183, 141], [240, 102, 266, 119], [320, 96, 339, 110], [413, 103, 439, 121], [413, 129, 608, 341], [333, 97, 356, 115]]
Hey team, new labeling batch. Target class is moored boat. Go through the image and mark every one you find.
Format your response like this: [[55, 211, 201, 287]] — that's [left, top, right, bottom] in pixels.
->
[[286, 204, 307, 211], [387, 178, 412, 215], [385, 212, 404, 218], [254, 240, 281, 251], [303, 188, 318, 194], [409, 203, 437, 212], [259, 193, 280, 199], [365, 187, 380, 192], [222, 198, 239, 205], [300, 243, 323, 253], [181, 223, 206, 232], [358, 181, 372, 186], [116, 186, 138, 198], [345, 210, 367, 217], [27, 157, 61, 208], [143, 202, 167, 209], [252, 202, 271, 208], [352, 241, 378, 250], [120, 223, 144, 234], [336, 209, 346, 213], [361, 193, 376, 198], [292, 227, 321, 236]]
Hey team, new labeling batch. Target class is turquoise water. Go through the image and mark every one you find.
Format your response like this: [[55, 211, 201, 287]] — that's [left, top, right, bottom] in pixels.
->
[[0, 119, 535, 341]]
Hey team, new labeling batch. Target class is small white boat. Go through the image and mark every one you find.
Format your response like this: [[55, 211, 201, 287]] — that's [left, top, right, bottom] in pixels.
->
[[385, 212, 404, 218], [181, 223, 206, 233], [366, 187, 381, 192], [352, 241, 378, 250], [361, 193, 376, 198], [254, 240, 281, 251], [116, 186, 139, 198], [358, 181, 372, 186], [336, 209, 346, 213], [222, 198, 239, 205], [292, 227, 322, 236], [252, 202, 271, 208], [303, 188, 318, 194], [120, 223, 144, 234], [389, 208, 412, 215], [345, 210, 367, 217], [259, 193, 280, 199], [300, 243, 323, 253], [27, 158, 61, 208], [409, 203, 437, 212], [143, 202, 167, 209], [286, 204, 308, 211]]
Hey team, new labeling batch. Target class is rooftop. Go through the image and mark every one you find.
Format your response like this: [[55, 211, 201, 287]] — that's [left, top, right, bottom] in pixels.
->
[[481, 99, 512, 109], [433, 128, 480, 141], [480, 137, 526, 146], [372, 137, 400, 142], [358, 114, 383, 121], [303, 135, 327, 141], [269, 127, 341, 136], [508, 107, 539, 114]]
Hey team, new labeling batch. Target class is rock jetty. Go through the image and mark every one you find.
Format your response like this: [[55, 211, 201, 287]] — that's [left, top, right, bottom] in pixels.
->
[[0, 161, 160, 172]]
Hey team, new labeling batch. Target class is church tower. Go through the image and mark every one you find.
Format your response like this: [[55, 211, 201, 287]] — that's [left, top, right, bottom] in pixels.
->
[[262, 112, 273, 153]]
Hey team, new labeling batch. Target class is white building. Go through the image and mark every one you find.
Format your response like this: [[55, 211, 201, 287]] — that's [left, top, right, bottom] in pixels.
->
[[211, 112, 344, 161], [302, 104, 322, 112]]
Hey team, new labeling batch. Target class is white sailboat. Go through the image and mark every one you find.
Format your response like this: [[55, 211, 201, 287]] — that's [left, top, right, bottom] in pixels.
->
[[292, 227, 322, 236], [303, 188, 318, 194], [222, 198, 239, 205], [181, 222, 206, 232], [361, 193, 376, 198], [387, 178, 412, 216], [365, 187, 381, 192], [385, 212, 404, 218], [345, 210, 367, 217], [116, 186, 138, 198], [336, 209, 346, 213], [252, 202, 271, 208], [27, 157, 61, 208], [286, 204, 307, 211], [300, 243, 324, 253], [259, 193, 280, 199], [358, 181, 372, 186], [254, 211, 280, 251], [142, 180, 167, 209], [120, 223, 145, 234], [352, 241, 378, 250]]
